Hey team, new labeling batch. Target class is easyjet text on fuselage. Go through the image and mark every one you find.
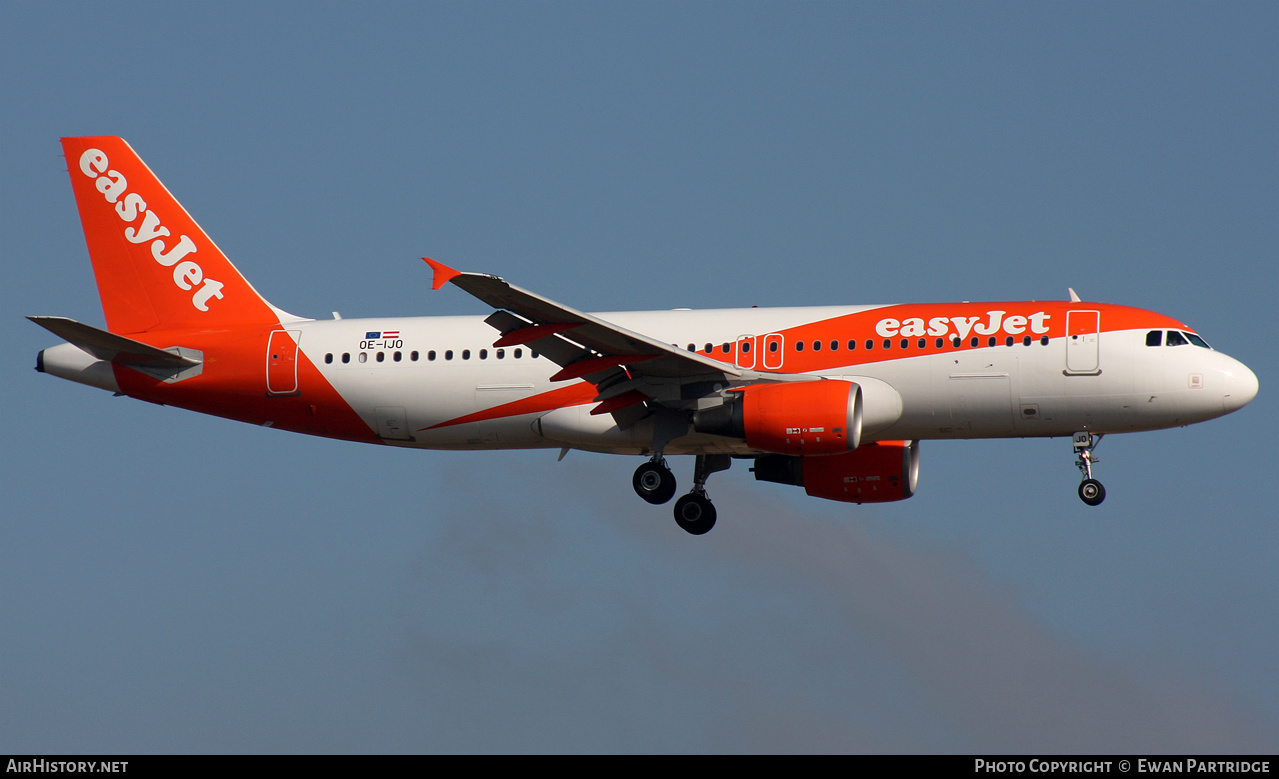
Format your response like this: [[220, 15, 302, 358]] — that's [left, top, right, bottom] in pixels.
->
[[875, 310, 1051, 340]]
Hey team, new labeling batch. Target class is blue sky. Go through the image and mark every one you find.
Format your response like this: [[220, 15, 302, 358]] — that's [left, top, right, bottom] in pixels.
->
[[3, 2, 1275, 753]]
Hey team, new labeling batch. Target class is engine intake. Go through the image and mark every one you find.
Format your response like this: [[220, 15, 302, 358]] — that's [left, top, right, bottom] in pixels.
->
[[693, 380, 863, 456]]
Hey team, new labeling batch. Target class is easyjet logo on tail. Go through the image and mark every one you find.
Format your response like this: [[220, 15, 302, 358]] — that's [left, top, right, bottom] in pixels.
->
[[77, 149, 225, 311]]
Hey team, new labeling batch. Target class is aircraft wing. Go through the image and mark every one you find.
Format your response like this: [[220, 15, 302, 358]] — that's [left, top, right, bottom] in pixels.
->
[[423, 258, 786, 424]]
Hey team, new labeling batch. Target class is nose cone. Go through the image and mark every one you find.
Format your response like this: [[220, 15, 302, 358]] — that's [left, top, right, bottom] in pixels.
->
[[1221, 358, 1259, 413]]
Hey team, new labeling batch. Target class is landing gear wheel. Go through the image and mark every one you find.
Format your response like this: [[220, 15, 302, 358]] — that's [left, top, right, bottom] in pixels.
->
[[1078, 478, 1106, 506], [673, 493, 717, 535], [1072, 433, 1106, 507], [633, 461, 676, 505]]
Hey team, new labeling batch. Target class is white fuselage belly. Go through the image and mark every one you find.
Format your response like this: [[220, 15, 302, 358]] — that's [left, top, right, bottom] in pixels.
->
[[296, 306, 1245, 454]]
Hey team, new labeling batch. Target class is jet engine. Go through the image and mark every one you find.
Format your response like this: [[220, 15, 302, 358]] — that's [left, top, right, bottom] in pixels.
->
[[751, 440, 921, 503], [693, 380, 862, 456]]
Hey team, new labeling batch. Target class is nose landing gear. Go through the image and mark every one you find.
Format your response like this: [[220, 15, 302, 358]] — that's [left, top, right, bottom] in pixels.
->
[[1073, 432, 1106, 506]]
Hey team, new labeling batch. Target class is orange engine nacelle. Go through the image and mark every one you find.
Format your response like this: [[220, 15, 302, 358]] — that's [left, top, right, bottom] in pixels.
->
[[693, 380, 863, 456], [752, 441, 920, 504]]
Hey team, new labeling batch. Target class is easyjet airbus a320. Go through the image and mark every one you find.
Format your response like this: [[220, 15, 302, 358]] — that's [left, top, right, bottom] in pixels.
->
[[33, 137, 1259, 534]]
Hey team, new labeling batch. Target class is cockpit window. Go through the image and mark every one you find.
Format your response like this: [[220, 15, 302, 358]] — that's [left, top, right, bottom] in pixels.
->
[[1165, 330, 1188, 346], [1184, 332, 1212, 349], [1146, 330, 1162, 347]]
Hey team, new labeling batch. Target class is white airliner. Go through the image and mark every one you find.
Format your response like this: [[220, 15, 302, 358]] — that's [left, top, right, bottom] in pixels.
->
[[33, 137, 1259, 534]]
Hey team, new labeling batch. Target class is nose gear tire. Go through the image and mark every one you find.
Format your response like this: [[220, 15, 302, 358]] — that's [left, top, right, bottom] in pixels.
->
[[1078, 479, 1106, 506]]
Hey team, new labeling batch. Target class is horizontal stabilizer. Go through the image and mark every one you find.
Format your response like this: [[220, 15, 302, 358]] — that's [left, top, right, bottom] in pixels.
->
[[27, 316, 200, 368]]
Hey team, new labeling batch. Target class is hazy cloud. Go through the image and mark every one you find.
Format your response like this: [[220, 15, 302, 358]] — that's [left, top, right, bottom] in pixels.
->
[[387, 459, 1265, 752]]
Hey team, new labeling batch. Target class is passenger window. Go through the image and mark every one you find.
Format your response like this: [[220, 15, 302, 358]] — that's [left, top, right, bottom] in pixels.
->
[[812, 340, 821, 351], [704, 343, 713, 354], [359, 353, 368, 363], [865, 339, 874, 350], [428, 350, 436, 361], [741, 342, 750, 353], [952, 337, 961, 348], [769, 341, 778, 353], [918, 338, 926, 348], [1022, 336, 1031, 346], [899, 338, 908, 349], [687, 344, 695, 352], [462, 349, 471, 360], [830, 340, 839, 351], [935, 338, 943, 348], [796, 341, 804, 352], [411, 351, 420, 361], [515, 349, 523, 358], [479, 349, 488, 359], [883, 339, 892, 349], [376, 352, 385, 362], [1165, 331, 1188, 346], [324, 353, 333, 364], [1040, 336, 1049, 346], [393, 351, 402, 362], [970, 337, 979, 347], [341, 353, 350, 364], [848, 340, 857, 350], [988, 337, 997, 347], [1146, 330, 1163, 347], [445, 350, 453, 360], [1004, 336, 1013, 347], [496, 349, 505, 359], [721, 343, 730, 354]]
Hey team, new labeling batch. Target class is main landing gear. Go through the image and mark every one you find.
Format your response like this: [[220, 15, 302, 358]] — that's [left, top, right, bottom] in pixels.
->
[[632, 454, 730, 534], [1073, 431, 1106, 506], [633, 456, 677, 505]]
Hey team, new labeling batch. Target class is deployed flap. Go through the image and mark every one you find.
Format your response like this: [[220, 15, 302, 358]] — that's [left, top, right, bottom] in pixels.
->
[[28, 316, 200, 368]]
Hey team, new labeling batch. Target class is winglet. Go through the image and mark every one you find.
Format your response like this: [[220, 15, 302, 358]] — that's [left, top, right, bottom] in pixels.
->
[[423, 257, 462, 290], [1068, 287, 1082, 303]]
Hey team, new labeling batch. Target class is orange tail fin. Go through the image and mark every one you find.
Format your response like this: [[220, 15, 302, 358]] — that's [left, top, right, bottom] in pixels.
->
[[61, 137, 290, 335]]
